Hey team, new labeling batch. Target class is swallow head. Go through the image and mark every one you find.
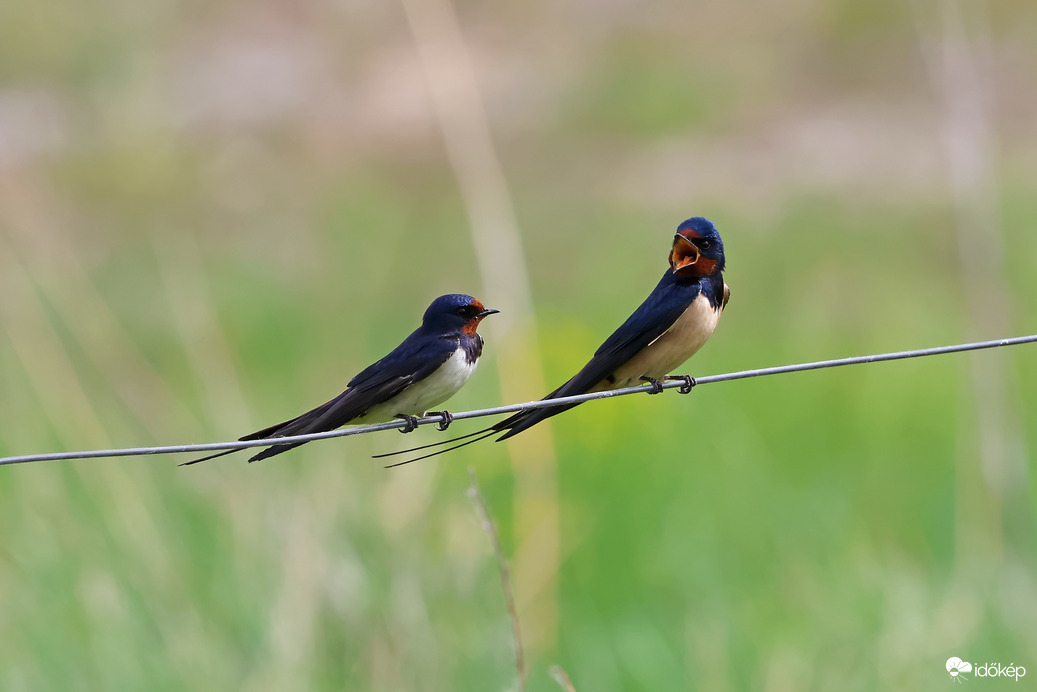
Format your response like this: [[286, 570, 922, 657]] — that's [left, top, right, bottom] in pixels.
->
[[423, 294, 499, 335], [669, 217, 725, 278]]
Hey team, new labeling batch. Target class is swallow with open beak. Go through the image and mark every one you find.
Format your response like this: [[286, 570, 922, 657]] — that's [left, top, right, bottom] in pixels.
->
[[378, 217, 729, 465], [182, 294, 499, 465]]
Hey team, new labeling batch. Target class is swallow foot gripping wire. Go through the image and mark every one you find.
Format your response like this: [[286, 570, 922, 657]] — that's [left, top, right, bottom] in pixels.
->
[[670, 375, 696, 394], [639, 376, 665, 394], [429, 410, 454, 431], [395, 414, 420, 433]]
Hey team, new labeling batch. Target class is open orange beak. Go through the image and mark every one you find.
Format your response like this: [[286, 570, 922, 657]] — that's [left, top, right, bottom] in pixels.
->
[[669, 233, 700, 274]]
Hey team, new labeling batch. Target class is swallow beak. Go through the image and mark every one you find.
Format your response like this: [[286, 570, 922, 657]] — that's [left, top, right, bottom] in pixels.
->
[[477, 308, 500, 318], [669, 233, 700, 273]]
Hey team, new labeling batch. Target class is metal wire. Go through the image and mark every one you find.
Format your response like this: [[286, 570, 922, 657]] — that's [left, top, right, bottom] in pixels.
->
[[2, 334, 1035, 466]]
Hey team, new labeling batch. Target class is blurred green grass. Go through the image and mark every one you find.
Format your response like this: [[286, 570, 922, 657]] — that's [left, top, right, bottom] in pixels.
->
[[1, 1, 1036, 690]]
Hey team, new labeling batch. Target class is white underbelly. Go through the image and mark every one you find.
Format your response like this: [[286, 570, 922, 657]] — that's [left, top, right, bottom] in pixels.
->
[[358, 349, 477, 422], [606, 293, 722, 388]]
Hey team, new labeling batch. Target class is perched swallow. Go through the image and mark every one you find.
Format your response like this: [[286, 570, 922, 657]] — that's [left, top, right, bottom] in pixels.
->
[[182, 294, 498, 465], [379, 217, 729, 465]]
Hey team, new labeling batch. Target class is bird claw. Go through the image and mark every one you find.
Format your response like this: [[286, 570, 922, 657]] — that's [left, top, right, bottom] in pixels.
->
[[395, 414, 419, 433], [669, 375, 696, 394], [639, 376, 665, 394], [428, 410, 454, 431]]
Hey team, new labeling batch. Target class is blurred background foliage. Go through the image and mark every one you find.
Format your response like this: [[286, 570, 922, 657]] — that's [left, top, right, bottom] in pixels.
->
[[1, 0, 1035, 689]]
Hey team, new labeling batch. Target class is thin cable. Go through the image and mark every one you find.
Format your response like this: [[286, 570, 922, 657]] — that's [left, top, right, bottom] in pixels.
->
[[2, 334, 1035, 466]]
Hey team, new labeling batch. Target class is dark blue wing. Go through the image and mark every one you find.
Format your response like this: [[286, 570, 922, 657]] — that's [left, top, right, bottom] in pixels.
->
[[495, 271, 702, 439], [242, 330, 457, 461]]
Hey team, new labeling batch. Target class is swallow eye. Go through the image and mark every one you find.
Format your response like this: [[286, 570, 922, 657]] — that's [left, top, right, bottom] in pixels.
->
[[698, 239, 711, 250], [456, 306, 471, 317]]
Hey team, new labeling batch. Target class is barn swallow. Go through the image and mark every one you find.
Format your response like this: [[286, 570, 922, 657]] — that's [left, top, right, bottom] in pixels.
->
[[378, 217, 729, 465], [181, 294, 498, 465]]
